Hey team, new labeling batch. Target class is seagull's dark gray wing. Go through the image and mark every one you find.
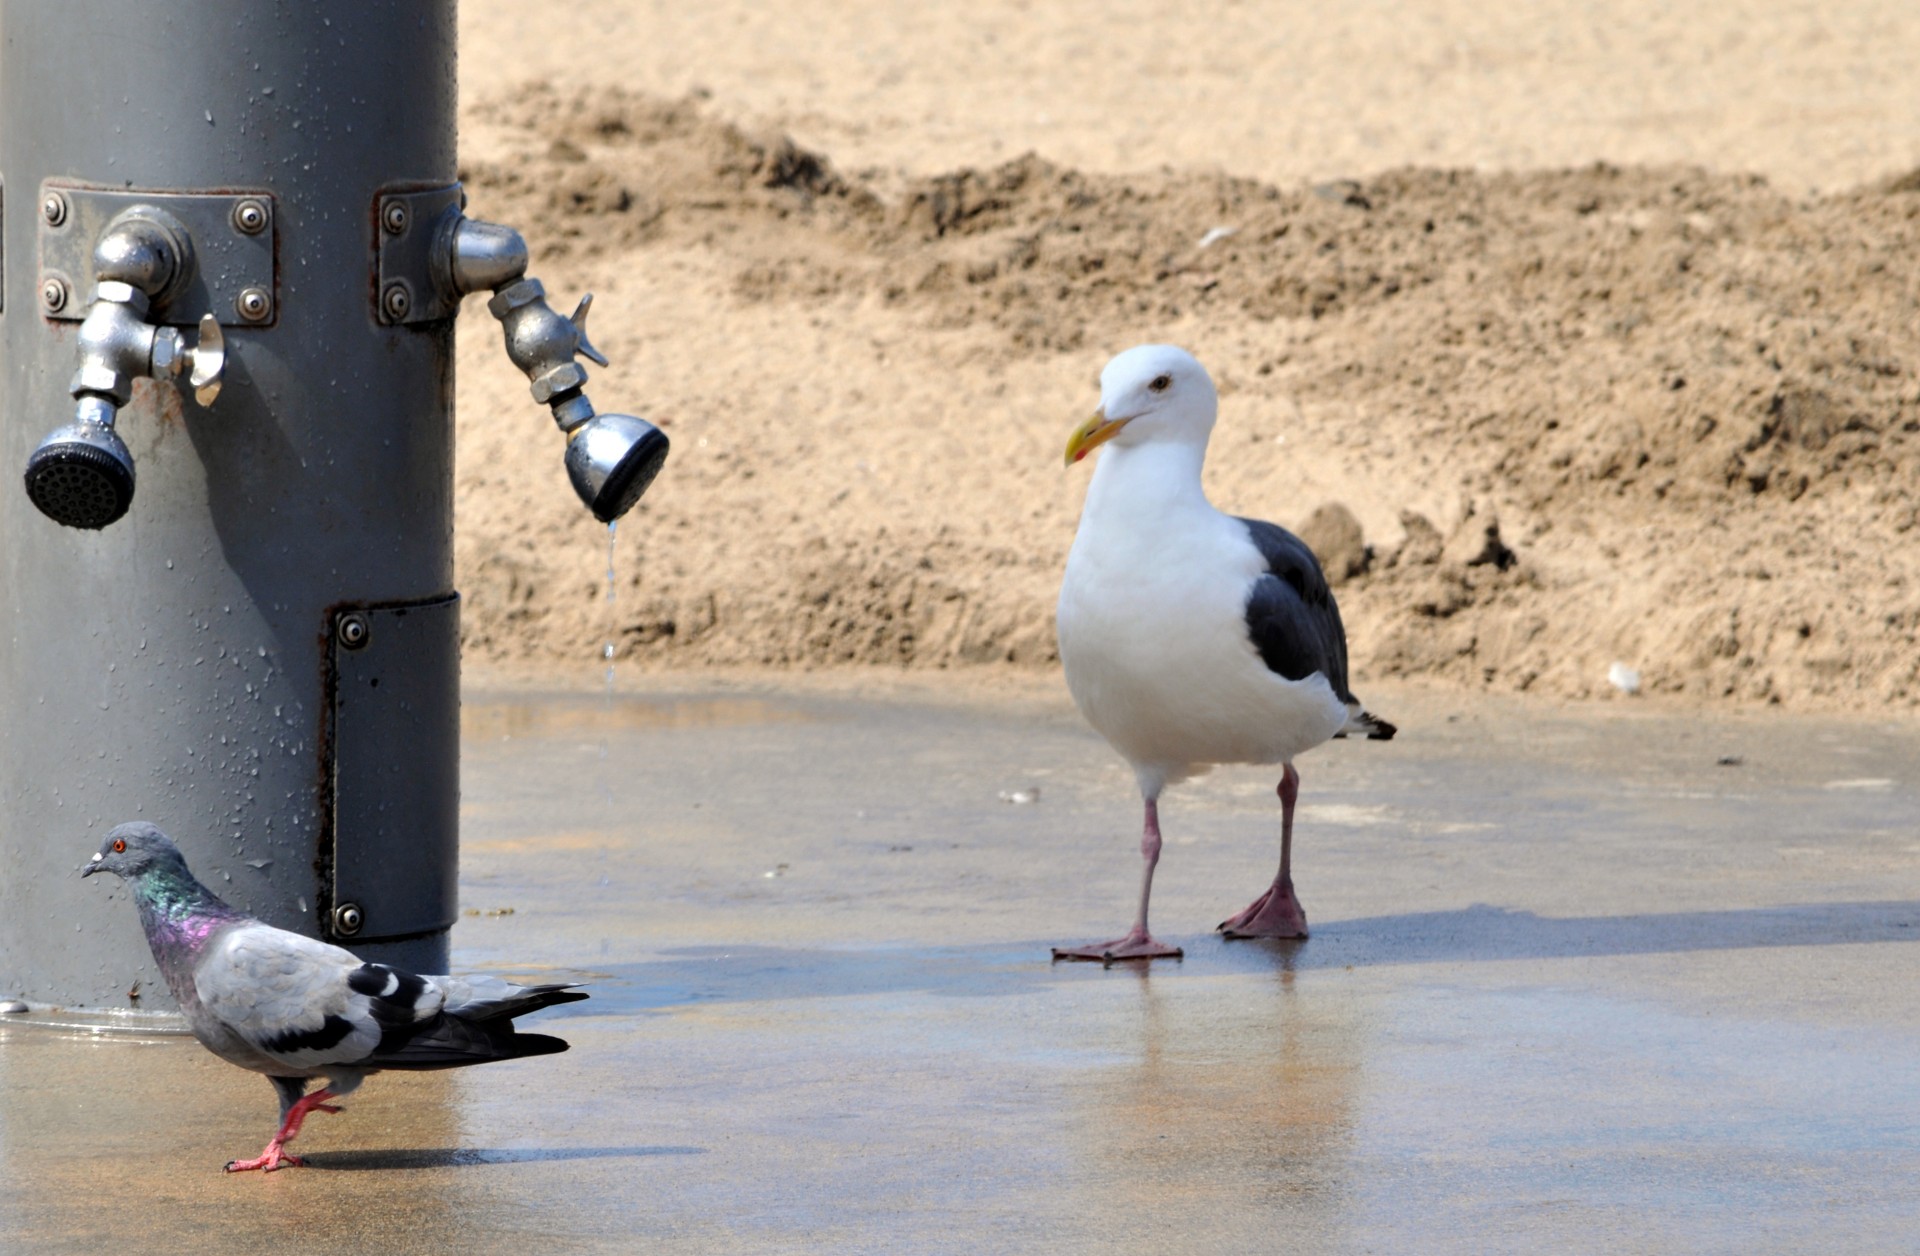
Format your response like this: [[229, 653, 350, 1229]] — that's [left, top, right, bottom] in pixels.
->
[[1237, 516, 1353, 697], [1238, 516, 1397, 740]]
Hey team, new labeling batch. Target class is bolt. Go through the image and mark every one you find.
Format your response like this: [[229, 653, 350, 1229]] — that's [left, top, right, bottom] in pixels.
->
[[337, 613, 370, 650], [382, 201, 409, 234], [39, 277, 68, 313], [231, 198, 269, 235], [236, 286, 272, 323], [382, 282, 412, 321], [41, 191, 67, 227], [332, 903, 365, 937]]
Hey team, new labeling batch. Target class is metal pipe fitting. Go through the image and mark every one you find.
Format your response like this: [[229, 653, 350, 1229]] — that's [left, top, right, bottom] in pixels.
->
[[443, 214, 669, 522], [442, 216, 528, 296], [23, 210, 225, 529], [93, 207, 194, 305]]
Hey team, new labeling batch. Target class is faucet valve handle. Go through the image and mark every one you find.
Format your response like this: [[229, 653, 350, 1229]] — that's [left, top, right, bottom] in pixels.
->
[[187, 314, 225, 407], [569, 294, 609, 368], [147, 312, 225, 407]]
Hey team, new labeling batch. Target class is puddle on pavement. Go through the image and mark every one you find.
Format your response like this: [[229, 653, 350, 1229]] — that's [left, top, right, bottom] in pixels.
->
[[1068, 966, 1365, 1226], [462, 694, 814, 741]]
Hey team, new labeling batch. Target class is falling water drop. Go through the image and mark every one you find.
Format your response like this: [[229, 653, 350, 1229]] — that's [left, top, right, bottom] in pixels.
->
[[602, 521, 620, 697], [604, 520, 618, 603], [599, 522, 619, 780]]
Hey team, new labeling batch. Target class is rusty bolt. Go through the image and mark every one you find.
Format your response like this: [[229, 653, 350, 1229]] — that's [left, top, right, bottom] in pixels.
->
[[40, 277, 69, 313], [337, 613, 370, 650], [236, 286, 272, 323], [382, 283, 412, 321], [231, 199, 269, 235], [382, 201, 409, 235], [41, 191, 68, 227]]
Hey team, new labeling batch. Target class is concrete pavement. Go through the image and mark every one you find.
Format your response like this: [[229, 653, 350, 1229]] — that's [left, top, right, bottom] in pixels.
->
[[3, 677, 1917, 1252]]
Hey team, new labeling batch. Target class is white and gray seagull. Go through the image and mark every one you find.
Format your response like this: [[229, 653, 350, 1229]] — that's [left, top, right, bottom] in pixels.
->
[[1053, 344, 1395, 962]]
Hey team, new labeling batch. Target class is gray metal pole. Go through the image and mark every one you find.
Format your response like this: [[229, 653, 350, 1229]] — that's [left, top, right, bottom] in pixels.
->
[[0, 2, 447, 1015], [2, 2, 665, 1017]]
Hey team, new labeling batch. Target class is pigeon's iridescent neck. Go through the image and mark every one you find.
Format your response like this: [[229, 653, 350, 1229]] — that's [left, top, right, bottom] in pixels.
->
[[132, 866, 241, 948]]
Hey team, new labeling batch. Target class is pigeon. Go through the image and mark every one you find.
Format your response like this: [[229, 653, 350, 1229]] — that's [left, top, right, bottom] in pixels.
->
[[1053, 344, 1395, 963], [82, 821, 587, 1172]]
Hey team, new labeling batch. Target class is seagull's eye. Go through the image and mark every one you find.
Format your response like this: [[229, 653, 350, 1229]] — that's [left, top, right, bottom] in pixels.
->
[[112, 839, 126, 853], [1149, 375, 1172, 392]]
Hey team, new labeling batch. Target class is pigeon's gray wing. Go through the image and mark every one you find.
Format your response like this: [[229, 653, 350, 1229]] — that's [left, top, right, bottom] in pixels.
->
[[193, 924, 445, 1071]]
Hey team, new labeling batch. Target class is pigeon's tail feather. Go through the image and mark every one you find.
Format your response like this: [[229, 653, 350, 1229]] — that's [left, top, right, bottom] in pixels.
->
[[501, 1031, 570, 1059], [368, 1014, 576, 1071], [448, 982, 589, 1024]]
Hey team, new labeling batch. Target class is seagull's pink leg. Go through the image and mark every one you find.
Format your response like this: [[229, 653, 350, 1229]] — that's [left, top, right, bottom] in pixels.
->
[[1054, 797, 1185, 964], [1219, 763, 1310, 939], [224, 1088, 343, 1173]]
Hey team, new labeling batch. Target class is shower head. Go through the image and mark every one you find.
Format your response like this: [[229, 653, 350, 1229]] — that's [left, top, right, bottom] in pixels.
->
[[24, 399, 137, 530], [564, 412, 670, 524]]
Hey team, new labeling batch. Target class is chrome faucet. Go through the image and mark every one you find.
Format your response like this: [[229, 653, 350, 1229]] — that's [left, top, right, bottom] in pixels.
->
[[440, 214, 670, 523], [24, 207, 224, 529]]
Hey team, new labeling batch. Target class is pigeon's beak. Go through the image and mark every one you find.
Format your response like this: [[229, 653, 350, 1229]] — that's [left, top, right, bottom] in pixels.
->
[[80, 854, 103, 877], [1064, 408, 1130, 466]]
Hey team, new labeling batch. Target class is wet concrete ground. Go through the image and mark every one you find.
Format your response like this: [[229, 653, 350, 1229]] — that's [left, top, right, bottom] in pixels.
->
[[4, 677, 1919, 1253]]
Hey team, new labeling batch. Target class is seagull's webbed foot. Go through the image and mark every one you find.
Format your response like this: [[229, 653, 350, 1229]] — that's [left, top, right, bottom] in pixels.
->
[[1052, 927, 1184, 964], [1218, 882, 1309, 939]]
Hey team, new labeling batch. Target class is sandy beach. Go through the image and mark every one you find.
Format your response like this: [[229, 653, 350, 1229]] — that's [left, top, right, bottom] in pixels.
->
[[452, 0, 1920, 709]]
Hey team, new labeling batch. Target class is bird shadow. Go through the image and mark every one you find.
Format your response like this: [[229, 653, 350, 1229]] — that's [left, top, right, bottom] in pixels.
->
[[303, 1145, 707, 1171], [1221, 900, 1920, 971], [539, 899, 1920, 1012]]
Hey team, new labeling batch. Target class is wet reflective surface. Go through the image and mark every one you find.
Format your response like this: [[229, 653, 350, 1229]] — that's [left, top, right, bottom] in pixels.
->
[[5, 681, 1919, 1252]]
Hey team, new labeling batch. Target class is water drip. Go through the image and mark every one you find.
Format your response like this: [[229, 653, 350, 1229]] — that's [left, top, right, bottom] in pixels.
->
[[602, 520, 619, 698], [599, 523, 619, 802]]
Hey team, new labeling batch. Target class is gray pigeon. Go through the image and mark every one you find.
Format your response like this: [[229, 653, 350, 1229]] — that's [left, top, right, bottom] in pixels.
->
[[83, 821, 586, 1172]]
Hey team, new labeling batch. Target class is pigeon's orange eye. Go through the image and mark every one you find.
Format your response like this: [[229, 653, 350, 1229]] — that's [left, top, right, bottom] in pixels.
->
[[112, 839, 126, 853]]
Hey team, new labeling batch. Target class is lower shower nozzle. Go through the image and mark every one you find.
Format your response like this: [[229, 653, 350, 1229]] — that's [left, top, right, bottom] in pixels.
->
[[564, 412, 670, 524], [24, 408, 136, 530]]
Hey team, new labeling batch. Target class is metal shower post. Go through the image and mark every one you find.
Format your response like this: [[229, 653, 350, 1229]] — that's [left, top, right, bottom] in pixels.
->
[[0, 2, 666, 1014]]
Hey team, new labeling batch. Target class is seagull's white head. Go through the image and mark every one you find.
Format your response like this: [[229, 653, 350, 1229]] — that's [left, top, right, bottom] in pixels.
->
[[1064, 344, 1218, 466]]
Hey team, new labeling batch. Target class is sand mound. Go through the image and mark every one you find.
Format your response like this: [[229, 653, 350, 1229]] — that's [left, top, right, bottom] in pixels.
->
[[453, 83, 1920, 709]]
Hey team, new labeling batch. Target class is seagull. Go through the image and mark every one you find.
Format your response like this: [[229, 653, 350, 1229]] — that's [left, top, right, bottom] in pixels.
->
[[83, 821, 586, 1172], [1052, 344, 1395, 963]]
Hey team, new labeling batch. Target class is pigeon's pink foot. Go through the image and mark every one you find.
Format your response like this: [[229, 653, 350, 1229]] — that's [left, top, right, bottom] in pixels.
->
[[224, 1142, 306, 1173], [1218, 883, 1309, 939], [225, 1088, 341, 1173], [1052, 927, 1184, 964]]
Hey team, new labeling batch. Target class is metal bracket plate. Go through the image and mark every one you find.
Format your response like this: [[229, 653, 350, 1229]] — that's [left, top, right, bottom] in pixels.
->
[[326, 594, 460, 944], [38, 184, 276, 327], [374, 183, 464, 324]]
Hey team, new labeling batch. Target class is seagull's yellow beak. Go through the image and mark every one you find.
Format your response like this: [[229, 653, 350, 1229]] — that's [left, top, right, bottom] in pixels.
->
[[1064, 409, 1130, 467]]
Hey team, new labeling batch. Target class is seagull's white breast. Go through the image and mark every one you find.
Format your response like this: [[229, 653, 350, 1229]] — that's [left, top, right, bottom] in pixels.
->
[[1057, 446, 1347, 793]]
